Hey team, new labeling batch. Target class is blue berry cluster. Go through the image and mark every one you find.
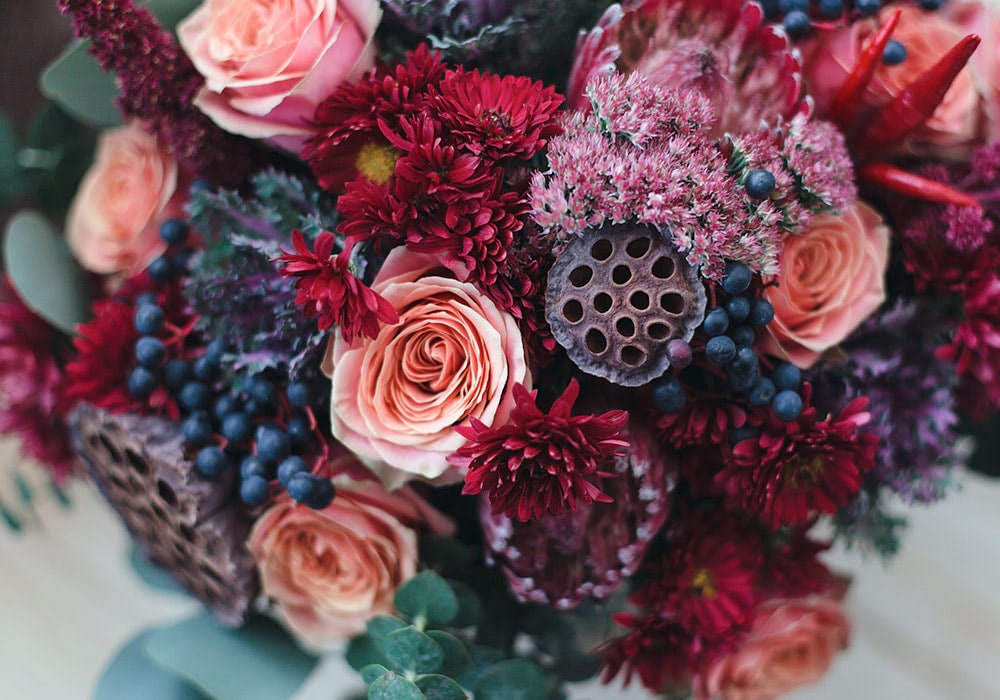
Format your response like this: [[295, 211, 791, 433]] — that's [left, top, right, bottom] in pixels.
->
[[761, 0, 940, 37], [148, 218, 198, 284]]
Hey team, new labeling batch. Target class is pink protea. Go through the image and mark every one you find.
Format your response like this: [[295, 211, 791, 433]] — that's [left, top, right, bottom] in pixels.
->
[[567, 0, 802, 136]]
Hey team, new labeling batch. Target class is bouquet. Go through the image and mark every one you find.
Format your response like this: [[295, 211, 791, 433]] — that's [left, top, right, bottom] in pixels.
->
[[3, 0, 999, 697]]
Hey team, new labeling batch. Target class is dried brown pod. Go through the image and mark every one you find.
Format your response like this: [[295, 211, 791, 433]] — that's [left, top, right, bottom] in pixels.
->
[[71, 405, 258, 626], [545, 223, 706, 386]]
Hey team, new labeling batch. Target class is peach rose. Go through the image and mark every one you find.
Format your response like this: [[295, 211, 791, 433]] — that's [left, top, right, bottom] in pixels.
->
[[66, 123, 184, 275], [247, 471, 453, 647], [178, 0, 381, 151], [801, 4, 983, 158], [947, 0, 1000, 143], [694, 597, 850, 700], [323, 247, 530, 488], [762, 201, 890, 369]]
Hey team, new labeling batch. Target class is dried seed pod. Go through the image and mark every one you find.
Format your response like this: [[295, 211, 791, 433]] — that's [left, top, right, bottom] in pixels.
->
[[71, 405, 258, 626], [545, 223, 706, 386]]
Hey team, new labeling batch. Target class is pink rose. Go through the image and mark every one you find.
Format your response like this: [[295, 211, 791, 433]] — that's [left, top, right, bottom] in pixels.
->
[[694, 597, 850, 700], [66, 123, 185, 275], [247, 469, 452, 647], [947, 1, 1000, 143], [322, 247, 530, 488], [177, 0, 381, 151], [762, 201, 890, 369], [801, 4, 983, 157]]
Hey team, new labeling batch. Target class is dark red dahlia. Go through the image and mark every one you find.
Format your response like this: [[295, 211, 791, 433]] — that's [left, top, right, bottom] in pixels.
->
[[765, 529, 834, 600], [600, 613, 692, 692], [0, 279, 76, 480], [452, 379, 628, 521], [716, 387, 878, 529], [657, 399, 746, 449], [431, 69, 564, 162], [275, 230, 398, 344], [304, 45, 447, 193]]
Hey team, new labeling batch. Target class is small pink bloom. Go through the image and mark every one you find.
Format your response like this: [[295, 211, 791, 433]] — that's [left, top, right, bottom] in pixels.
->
[[322, 247, 530, 487], [762, 201, 890, 369], [66, 123, 184, 275], [178, 0, 381, 151], [694, 597, 850, 700], [247, 469, 452, 647], [801, 4, 984, 158]]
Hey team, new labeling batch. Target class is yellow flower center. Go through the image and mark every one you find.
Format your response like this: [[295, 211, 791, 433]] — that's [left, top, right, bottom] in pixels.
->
[[690, 568, 717, 599], [355, 141, 400, 185], [785, 455, 828, 489]]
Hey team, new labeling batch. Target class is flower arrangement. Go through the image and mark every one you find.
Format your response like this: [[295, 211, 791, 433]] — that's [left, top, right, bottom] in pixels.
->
[[3, 0, 999, 697]]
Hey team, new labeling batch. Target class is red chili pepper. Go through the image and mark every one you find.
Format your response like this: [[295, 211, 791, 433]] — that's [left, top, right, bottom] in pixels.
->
[[859, 162, 982, 209], [828, 8, 902, 131], [851, 34, 981, 156]]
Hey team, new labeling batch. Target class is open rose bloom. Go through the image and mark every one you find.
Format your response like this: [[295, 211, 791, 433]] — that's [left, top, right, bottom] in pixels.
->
[[19, 0, 1000, 697]]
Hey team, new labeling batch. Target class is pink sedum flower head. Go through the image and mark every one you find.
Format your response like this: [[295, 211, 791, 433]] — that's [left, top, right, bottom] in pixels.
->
[[567, 0, 802, 136]]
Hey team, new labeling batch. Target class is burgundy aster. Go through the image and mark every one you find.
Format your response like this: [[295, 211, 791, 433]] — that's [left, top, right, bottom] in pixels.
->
[[716, 386, 878, 529], [0, 279, 76, 480], [451, 379, 628, 521], [431, 69, 564, 162], [275, 231, 398, 344]]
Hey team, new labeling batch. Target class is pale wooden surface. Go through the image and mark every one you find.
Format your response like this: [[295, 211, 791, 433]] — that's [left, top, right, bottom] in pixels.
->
[[1, 434, 1000, 700]]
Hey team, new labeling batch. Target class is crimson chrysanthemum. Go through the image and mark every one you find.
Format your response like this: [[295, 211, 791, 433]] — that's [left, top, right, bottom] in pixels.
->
[[716, 386, 878, 529], [304, 45, 447, 193], [451, 379, 628, 521], [431, 69, 564, 162], [657, 399, 747, 449], [275, 230, 398, 344], [0, 279, 76, 480], [600, 613, 692, 692]]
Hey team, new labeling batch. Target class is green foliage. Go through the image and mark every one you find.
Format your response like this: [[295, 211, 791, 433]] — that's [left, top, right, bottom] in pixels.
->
[[416, 675, 467, 700], [395, 570, 460, 626], [369, 672, 426, 700], [473, 659, 550, 700], [94, 630, 208, 700], [832, 486, 907, 560], [381, 627, 444, 675]]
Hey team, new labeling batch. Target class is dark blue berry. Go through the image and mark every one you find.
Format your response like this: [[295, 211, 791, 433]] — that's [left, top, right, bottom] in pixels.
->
[[651, 377, 686, 413], [726, 296, 751, 324], [163, 359, 192, 391], [818, 0, 843, 18], [277, 455, 310, 487], [729, 425, 761, 445], [727, 368, 756, 393], [772, 390, 804, 422], [244, 398, 272, 418], [744, 169, 777, 200], [190, 179, 213, 193], [287, 414, 312, 447], [761, 0, 781, 18], [179, 381, 212, 411], [135, 292, 159, 307], [783, 10, 811, 35], [192, 355, 220, 382], [706, 335, 737, 365], [748, 377, 777, 406], [134, 305, 165, 335], [256, 425, 292, 463], [771, 362, 802, 392], [213, 394, 243, 421], [749, 297, 775, 326], [286, 382, 311, 408], [287, 472, 335, 509], [722, 262, 754, 295], [204, 338, 228, 366], [729, 346, 759, 377], [240, 455, 270, 480], [240, 475, 270, 507], [183, 412, 214, 446], [702, 308, 730, 337], [919, 0, 942, 9], [882, 39, 906, 66], [779, 0, 809, 11], [147, 255, 175, 283], [171, 248, 195, 272], [666, 339, 693, 369], [306, 478, 335, 510], [730, 325, 756, 348], [195, 446, 229, 479], [247, 375, 278, 405], [135, 337, 167, 369], [127, 367, 158, 398], [856, 0, 881, 16], [221, 412, 253, 443], [159, 218, 188, 246]]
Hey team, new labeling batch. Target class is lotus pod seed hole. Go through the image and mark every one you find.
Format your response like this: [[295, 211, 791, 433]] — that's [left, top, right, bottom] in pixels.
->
[[125, 448, 151, 475], [621, 346, 645, 366], [661, 293, 685, 314], [586, 328, 608, 354], [630, 291, 650, 310], [612, 265, 632, 285], [563, 299, 584, 323], [652, 256, 676, 279], [648, 322, 670, 340], [626, 237, 651, 258], [591, 239, 613, 261], [156, 479, 177, 506], [616, 317, 636, 337], [594, 293, 613, 313], [569, 266, 594, 287]]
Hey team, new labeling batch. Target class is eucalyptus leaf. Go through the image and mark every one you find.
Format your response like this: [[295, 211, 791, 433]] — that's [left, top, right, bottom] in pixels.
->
[[380, 627, 444, 675], [415, 675, 467, 700], [93, 630, 207, 700], [3, 210, 91, 334], [367, 615, 409, 641], [395, 571, 459, 626], [0, 110, 25, 207], [425, 631, 471, 679], [360, 664, 392, 686], [347, 635, 392, 672], [446, 581, 480, 629], [369, 672, 425, 700], [39, 40, 121, 128], [144, 614, 317, 700], [472, 659, 548, 700]]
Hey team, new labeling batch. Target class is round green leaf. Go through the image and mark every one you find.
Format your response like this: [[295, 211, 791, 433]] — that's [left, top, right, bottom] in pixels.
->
[[446, 581, 481, 628], [39, 40, 121, 128], [369, 672, 425, 700], [347, 635, 391, 672], [416, 675, 467, 700], [95, 630, 208, 700], [3, 210, 91, 334], [395, 571, 459, 625], [425, 631, 471, 678], [472, 659, 548, 700], [380, 627, 444, 675], [367, 615, 409, 640], [360, 664, 392, 686]]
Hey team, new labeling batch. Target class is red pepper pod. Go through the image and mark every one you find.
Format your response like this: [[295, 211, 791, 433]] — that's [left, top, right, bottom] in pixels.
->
[[859, 161, 982, 209], [851, 34, 982, 156], [828, 8, 903, 130]]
